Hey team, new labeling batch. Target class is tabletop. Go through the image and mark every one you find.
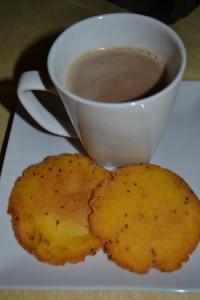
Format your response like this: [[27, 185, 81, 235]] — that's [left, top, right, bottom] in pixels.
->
[[0, 1, 200, 299]]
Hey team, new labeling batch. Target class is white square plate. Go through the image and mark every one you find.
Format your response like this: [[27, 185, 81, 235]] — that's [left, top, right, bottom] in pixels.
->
[[0, 81, 200, 291]]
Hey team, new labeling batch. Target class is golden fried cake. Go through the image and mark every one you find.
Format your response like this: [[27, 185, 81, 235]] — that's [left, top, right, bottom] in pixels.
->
[[8, 154, 111, 265], [90, 164, 200, 274]]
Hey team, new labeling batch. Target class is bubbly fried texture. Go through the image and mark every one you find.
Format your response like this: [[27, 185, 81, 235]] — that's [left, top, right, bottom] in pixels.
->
[[8, 154, 111, 265], [90, 164, 200, 274]]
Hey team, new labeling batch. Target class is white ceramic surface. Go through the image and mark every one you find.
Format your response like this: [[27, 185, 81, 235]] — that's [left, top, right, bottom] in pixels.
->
[[0, 81, 200, 291], [17, 13, 186, 168]]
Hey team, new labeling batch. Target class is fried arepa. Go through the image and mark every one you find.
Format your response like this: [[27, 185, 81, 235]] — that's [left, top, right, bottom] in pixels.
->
[[8, 154, 111, 265], [90, 164, 200, 274]]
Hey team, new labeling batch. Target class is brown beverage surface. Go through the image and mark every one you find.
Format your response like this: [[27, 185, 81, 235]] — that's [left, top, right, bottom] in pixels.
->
[[65, 47, 167, 103]]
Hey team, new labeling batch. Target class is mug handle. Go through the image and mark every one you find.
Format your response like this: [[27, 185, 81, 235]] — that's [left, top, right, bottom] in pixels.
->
[[17, 71, 75, 137]]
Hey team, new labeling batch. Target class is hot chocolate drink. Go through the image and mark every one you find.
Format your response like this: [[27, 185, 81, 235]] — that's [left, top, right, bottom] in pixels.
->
[[65, 46, 168, 103]]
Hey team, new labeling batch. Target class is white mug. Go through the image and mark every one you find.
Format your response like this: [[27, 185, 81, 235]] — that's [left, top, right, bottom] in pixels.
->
[[17, 13, 186, 168]]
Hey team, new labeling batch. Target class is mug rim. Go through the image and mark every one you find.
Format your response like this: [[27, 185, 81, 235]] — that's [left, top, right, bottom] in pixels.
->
[[47, 12, 186, 108]]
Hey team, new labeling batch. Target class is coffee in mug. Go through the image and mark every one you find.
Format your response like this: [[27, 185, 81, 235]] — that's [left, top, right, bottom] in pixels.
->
[[17, 13, 186, 167]]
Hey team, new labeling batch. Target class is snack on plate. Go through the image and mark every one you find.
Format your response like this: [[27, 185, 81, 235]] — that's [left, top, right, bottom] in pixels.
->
[[89, 164, 200, 274], [8, 154, 111, 265]]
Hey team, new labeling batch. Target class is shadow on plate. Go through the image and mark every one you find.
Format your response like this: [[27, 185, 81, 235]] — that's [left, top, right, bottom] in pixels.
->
[[0, 32, 86, 174]]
